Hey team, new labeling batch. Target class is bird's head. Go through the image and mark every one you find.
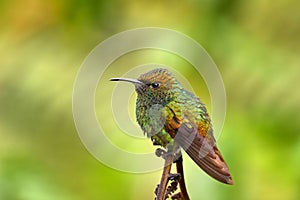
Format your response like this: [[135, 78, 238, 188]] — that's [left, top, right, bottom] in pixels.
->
[[110, 68, 182, 105]]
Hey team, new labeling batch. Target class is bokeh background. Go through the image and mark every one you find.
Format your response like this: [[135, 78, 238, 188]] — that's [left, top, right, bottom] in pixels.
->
[[1, 0, 300, 200]]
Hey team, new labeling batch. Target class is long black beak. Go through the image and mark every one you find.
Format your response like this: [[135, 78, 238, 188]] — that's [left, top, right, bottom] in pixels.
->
[[110, 78, 144, 85]]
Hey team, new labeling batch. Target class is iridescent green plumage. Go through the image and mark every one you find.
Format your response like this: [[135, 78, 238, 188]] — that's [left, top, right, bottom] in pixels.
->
[[111, 68, 233, 185], [136, 69, 209, 146]]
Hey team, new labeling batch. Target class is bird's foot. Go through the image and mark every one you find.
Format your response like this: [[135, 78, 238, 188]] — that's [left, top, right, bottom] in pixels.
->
[[155, 148, 182, 162], [155, 148, 174, 160], [155, 148, 167, 157]]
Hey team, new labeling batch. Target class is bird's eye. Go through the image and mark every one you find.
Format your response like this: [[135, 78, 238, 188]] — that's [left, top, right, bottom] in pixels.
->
[[151, 82, 160, 89]]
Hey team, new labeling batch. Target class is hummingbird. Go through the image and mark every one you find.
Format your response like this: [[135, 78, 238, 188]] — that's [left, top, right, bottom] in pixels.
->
[[110, 68, 233, 185]]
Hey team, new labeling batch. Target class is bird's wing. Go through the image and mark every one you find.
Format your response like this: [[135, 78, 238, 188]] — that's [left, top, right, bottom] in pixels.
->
[[173, 118, 234, 185]]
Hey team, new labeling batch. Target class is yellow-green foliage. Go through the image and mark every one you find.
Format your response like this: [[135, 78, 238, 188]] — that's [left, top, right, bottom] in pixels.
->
[[0, 0, 299, 200]]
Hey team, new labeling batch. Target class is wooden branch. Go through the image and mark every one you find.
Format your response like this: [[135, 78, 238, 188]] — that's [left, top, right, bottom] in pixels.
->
[[175, 156, 190, 200], [156, 150, 173, 200], [155, 144, 191, 200]]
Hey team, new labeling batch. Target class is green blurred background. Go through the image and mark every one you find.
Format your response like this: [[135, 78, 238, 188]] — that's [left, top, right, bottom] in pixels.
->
[[1, 0, 300, 199]]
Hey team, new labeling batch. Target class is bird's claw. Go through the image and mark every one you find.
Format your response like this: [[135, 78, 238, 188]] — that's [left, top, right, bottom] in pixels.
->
[[155, 148, 173, 160], [155, 148, 167, 157]]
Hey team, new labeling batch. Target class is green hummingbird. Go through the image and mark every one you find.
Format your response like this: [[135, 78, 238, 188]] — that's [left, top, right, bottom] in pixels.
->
[[111, 68, 233, 185]]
